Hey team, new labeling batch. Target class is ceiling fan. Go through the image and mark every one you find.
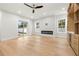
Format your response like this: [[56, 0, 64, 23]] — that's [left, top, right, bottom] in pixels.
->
[[24, 3, 43, 13]]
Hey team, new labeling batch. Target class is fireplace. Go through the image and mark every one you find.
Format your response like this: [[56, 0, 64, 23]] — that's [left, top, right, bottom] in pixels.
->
[[41, 30, 53, 35]]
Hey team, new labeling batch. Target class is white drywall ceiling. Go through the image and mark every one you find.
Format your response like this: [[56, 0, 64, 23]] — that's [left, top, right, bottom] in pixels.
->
[[0, 3, 69, 20]]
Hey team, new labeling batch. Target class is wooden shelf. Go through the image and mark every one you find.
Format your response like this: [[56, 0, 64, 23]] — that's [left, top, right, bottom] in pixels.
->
[[74, 21, 79, 23], [74, 10, 79, 34], [68, 3, 74, 15], [74, 11, 79, 22], [74, 3, 79, 13], [75, 23, 79, 34]]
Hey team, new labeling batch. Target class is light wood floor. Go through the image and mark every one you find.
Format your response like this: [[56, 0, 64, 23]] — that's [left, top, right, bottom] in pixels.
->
[[0, 35, 75, 56]]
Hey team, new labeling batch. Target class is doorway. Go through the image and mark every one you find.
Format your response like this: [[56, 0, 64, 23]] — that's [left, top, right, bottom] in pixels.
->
[[18, 20, 28, 36]]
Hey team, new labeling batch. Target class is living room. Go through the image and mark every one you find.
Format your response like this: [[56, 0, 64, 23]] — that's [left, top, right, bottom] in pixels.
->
[[0, 3, 78, 56]]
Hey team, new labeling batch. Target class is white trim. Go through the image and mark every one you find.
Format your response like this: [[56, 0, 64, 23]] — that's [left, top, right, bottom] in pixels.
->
[[0, 36, 18, 41]]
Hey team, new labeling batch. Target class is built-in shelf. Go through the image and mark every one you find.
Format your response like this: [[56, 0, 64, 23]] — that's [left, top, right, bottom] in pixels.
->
[[67, 3, 79, 56], [74, 21, 79, 23], [75, 23, 79, 34], [74, 9, 79, 34]]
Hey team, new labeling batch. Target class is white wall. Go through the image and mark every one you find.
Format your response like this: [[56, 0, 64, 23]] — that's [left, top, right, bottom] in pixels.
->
[[0, 11, 33, 41], [34, 16, 56, 36], [0, 11, 18, 41], [0, 10, 67, 41], [31, 20, 35, 35], [34, 13, 67, 38], [0, 11, 2, 40]]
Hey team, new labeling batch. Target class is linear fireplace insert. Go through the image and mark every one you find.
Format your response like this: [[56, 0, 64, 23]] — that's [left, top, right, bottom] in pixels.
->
[[41, 30, 53, 35]]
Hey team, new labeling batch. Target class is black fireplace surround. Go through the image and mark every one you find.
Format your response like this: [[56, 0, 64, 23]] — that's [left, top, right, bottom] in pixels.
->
[[41, 30, 53, 35]]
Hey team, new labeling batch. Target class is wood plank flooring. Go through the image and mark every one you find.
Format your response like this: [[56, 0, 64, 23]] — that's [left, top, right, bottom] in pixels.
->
[[0, 35, 75, 56]]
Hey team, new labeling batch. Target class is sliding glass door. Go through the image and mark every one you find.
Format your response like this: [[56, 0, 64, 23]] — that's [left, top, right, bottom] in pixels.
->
[[18, 20, 28, 36]]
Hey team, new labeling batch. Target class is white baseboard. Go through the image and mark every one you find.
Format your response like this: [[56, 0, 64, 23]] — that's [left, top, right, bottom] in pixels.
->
[[0, 36, 18, 41]]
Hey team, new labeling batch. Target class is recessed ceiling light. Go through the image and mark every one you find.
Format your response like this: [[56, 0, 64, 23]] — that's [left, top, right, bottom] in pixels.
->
[[62, 8, 65, 10], [43, 13, 46, 15], [30, 16, 34, 19], [17, 10, 22, 14]]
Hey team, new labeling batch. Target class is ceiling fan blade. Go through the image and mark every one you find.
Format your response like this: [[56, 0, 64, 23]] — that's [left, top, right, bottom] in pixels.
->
[[24, 3, 33, 8], [35, 6, 43, 9], [32, 9, 35, 13]]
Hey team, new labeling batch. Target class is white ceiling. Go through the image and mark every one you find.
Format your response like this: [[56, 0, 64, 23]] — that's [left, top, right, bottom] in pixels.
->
[[0, 3, 69, 20]]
